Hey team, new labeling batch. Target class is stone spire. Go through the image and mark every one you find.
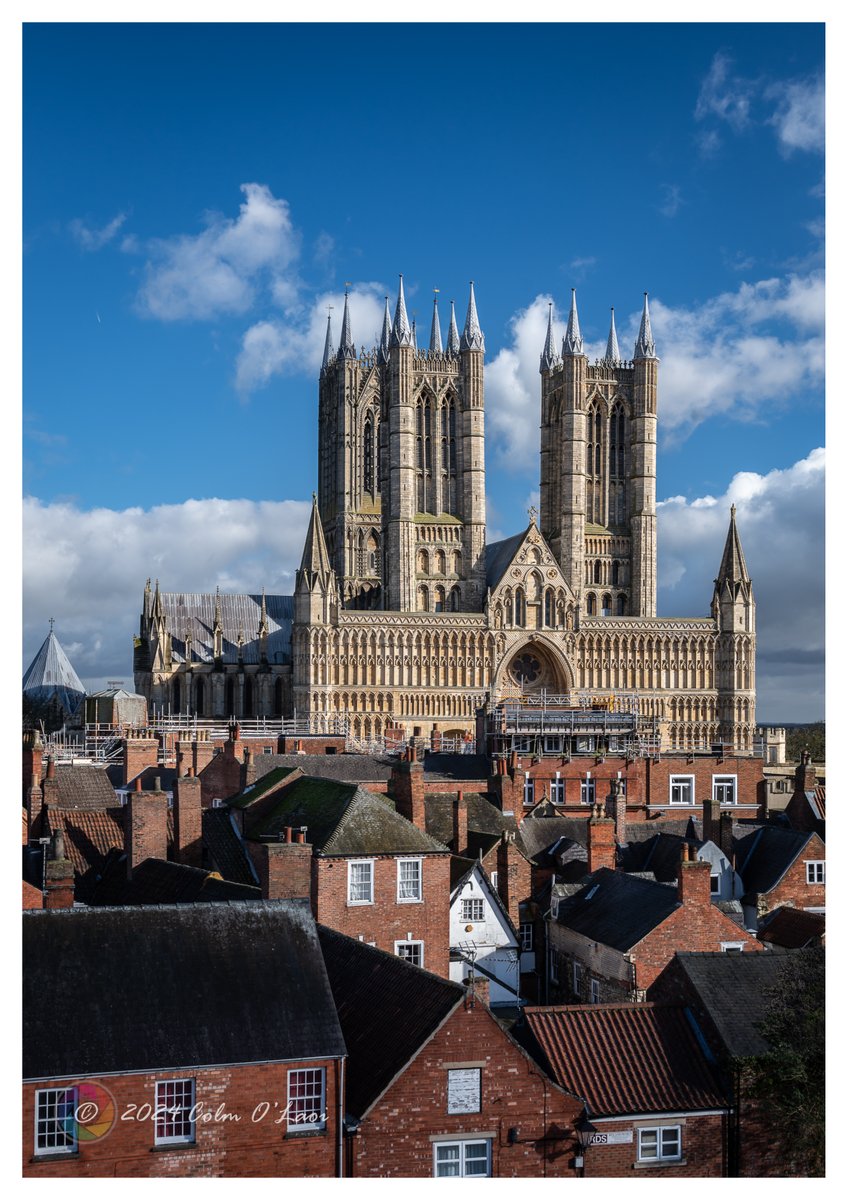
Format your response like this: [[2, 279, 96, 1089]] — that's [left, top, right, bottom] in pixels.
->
[[634, 292, 657, 359], [299, 493, 332, 578], [460, 281, 485, 352], [378, 296, 392, 364], [339, 289, 356, 360], [430, 291, 442, 352], [447, 300, 460, 355], [411, 317, 418, 351], [152, 579, 164, 623], [258, 587, 268, 636], [391, 275, 413, 348], [715, 505, 751, 588], [321, 310, 334, 372], [539, 302, 558, 373], [604, 308, 621, 363], [562, 289, 584, 356]]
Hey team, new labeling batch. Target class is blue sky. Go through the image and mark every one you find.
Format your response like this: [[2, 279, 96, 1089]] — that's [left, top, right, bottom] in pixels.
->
[[22, 20, 825, 722]]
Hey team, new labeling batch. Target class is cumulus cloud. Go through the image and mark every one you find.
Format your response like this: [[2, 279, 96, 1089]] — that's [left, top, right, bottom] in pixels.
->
[[136, 183, 300, 321], [658, 447, 824, 721], [22, 495, 312, 692], [766, 76, 824, 155], [695, 53, 755, 133], [485, 273, 824, 467], [235, 284, 387, 395], [69, 212, 127, 251]]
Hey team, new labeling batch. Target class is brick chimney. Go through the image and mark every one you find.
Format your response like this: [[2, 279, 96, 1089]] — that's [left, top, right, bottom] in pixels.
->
[[587, 803, 616, 873], [173, 770, 203, 868], [719, 812, 735, 862], [496, 831, 530, 931], [125, 784, 169, 879], [678, 842, 711, 907], [247, 829, 313, 900], [41, 756, 59, 809], [45, 828, 75, 909], [241, 746, 258, 790], [26, 772, 43, 833], [464, 973, 490, 1009], [487, 758, 520, 819], [606, 778, 627, 845], [453, 790, 468, 855], [794, 749, 817, 794], [390, 750, 426, 830], [122, 735, 159, 787], [23, 729, 44, 795], [431, 725, 442, 753], [703, 793, 721, 848]]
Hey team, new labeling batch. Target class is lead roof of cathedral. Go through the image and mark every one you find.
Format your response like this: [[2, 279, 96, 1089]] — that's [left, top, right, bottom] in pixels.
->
[[22, 630, 86, 713], [485, 531, 525, 589], [158, 592, 294, 665]]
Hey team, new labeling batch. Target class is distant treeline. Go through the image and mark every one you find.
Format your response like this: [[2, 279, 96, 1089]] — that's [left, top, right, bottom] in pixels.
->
[[784, 722, 825, 763]]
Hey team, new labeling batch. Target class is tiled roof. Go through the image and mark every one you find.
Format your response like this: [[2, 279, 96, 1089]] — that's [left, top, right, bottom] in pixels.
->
[[54, 763, 119, 809], [666, 950, 814, 1059], [554, 867, 679, 951], [758, 906, 825, 949], [24, 900, 346, 1079], [424, 792, 516, 851], [317, 925, 463, 1119], [92, 857, 261, 906], [160, 591, 294, 666], [734, 826, 816, 895], [245, 753, 393, 786], [202, 807, 257, 887], [525, 1003, 727, 1117], [245, 777, 449, 856]]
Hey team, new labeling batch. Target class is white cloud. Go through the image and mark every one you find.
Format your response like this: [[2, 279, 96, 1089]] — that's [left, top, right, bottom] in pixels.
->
[[69, 212, 127, 251], [658, 447, 824, 721], [22, 495, 312, 691], [235, 284, 387, 395], [658, 184, 683, 218], [695, 53, 754, 132], [766, 76, 824, 155], [136, 183, 300, 321]]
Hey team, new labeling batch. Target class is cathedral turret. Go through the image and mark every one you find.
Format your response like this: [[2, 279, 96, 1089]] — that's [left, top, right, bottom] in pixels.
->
[[295, 494, 338, 624], [460, 281, 485, 352], [212, 588, 223, 663], [562, 288, 584, 356], [630, 293, 659, 617], [634, 291, 657, 360], [258, 587, 269, 664], [411, 317, 418, 351], [430, 291, 442, 352], [458, 281, 487, 607], [712, 505, 754, 632], [447, 300, 460, 355], [339, 289, 356, 360], [378, 296, 391, 364], [391, 275, 413, 347], [712, 505, 756, 750], [321, 310, 334, 373], [539, 302, 558, 373], [604, 308, 621, 363]]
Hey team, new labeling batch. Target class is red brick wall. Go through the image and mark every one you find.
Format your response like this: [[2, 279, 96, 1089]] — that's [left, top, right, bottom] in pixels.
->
[[126, 792, 169, 876], [353, 999, 580, 1177], [173, 775, 203, 868], [645, 756, 763, 816], [314, 853, 451, 979], [123, 738, 160, 787], [758, 832, 825, 915], [246, 841, 313, 901], [633, 902, 762, 994], [582, 1114, 727, 1177], [279, 736, 346, 754], [23, 1058, 341, 1177], [198, 749, 243, 807]]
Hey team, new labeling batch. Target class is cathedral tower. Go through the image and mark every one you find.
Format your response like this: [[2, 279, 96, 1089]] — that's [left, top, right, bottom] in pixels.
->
[[317, 278, 487, 614], [539, 291, 658, 619], [712, 505, 756, 750]]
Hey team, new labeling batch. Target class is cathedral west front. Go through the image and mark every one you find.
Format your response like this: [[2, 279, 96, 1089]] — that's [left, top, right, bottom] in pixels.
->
[[134, 278, 756, 752]]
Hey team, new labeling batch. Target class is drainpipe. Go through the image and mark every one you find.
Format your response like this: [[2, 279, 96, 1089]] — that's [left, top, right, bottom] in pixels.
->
[[337, 1056, 346, 1178]]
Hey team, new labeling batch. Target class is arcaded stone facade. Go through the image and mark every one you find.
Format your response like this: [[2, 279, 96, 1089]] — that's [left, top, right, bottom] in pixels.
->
[[135, 281, 756, 752]]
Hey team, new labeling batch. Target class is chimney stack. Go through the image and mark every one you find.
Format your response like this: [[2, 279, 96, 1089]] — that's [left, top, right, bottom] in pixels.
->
[[44, 827, 75, 909], [125, 787, 169, 879], [678, 842, 711, 907], [795, 749, 817, 794], [453, 790, 468, 855], [247, 836, 312, 900], [390, 757, 426, 830], [703, 793, 721, 848], [587, 802, 616, 874], [173, 770, 203, 868], [122, 735, 159, 787], [606, 777, 627, 845]]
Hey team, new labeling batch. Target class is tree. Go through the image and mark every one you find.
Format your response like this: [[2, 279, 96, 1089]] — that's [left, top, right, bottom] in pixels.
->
[[746, 948, 825, 1176], [785, 723, 825, 764]]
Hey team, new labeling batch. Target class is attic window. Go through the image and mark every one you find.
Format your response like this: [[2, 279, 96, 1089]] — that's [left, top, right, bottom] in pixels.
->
[[461, 899, 484, 922]]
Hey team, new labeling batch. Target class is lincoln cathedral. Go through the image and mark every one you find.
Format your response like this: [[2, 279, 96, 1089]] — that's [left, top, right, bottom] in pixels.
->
[[134, 278, 756, 751]]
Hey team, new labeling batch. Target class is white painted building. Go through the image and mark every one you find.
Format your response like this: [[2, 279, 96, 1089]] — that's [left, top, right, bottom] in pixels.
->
[[450, 863, 521, 1007]]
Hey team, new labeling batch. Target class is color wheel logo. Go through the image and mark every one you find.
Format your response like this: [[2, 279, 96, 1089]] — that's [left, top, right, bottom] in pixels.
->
[[70, 1082, 117, 1143]]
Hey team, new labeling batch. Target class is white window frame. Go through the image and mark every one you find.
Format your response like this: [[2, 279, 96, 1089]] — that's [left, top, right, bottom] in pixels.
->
[[286, 1067, 326, 1132], [580, 777, 596, 806], [805, 860, 825, 885], [590, 977, 600, 1004], [347, 858, 374, 905], [721, 942, 745, 953], [461, 897, 485, 922], [637, 1125, 682, 1163], [523, 773, 535, 806], [433, 1138, 492, 1177], [395, 940, 424, 967], [712, 774, 737, 805], [519, 922, 533, 951], [490, 871, 498, 888], [669, 775, 695, 806], [397, 857, 423, 903], [34, 1086, 78, 1157], [155, 1078, 196, 1146], [710, 873, 720, 895], [551, 773, 565, 805]]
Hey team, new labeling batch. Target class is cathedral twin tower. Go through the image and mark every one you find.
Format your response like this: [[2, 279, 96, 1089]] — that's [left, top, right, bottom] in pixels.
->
[[136, 276, 756, 752]]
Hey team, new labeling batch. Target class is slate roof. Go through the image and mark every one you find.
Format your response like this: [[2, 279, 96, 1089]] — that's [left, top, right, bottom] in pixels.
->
[[119, 766, 178, 793], [160, 591, 294, 666], [758, 906, 825, 949], [734, 826, 817, 896], [665, 950, 813, 1059], [422, 753, 490, 782], [485, 532, 524, 589], [91, 857, 261, 906], [424, 791, 516, 852], [53, 763, 119, 809], [22, 630, 86, 714], [202, 807, 257, 886], [525, 1003, 727, 1117], [554, 867, 679, 951], [23, 901, 346, 1079], [237, 753, 394, 788], [244, 777, 449, 856], [518, 816, 591, 864], [317, 925, 463, 1119]]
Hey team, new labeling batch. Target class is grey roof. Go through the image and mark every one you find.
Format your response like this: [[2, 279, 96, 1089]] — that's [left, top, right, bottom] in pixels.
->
[[202, 806, 258, 886], [424, 792, 516, 851], [317, 925, 463, 1119], [562, 289, 584, 356], [92, 857, 261, 906], [634, 292, 657, 359], [604, 307, 621, 362], [248, 753, 394, 786], [422, 752, 490, 781], [23, 901, 346, 1079], [518, 815, 591, 864], [160, 591, 293, 666], [242, 775, 449, 856], [485, 531, 524, 590], [668, 950, 814, 1059], [22, 630, 86, 714], [734, 825, 815, 896], [555, 867, 680, 951], [460, 281, 485, 352]]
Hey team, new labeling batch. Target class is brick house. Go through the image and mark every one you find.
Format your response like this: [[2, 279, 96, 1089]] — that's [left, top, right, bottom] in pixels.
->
[[524, 1003, 730, 1176], [781, 751, 825, 836], [23, 901, 346, 1177], [648, 949, 821, 1176], [548, 824, 761, 1003], [317, 925, 580, 1177], [223, 767, 453, 976], [733, 824, 826, 925]]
